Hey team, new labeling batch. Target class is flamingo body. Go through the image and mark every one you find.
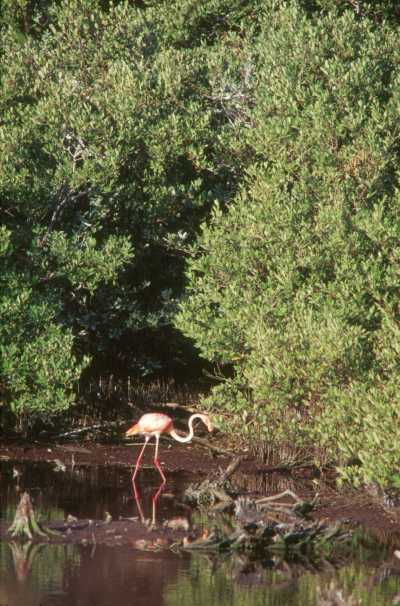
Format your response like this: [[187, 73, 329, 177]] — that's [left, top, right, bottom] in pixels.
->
[[126, 412, 173, 438], [126, 411, 213, 484]]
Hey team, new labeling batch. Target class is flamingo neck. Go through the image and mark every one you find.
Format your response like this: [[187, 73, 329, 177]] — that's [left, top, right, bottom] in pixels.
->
[[169, 414, 204, 443]]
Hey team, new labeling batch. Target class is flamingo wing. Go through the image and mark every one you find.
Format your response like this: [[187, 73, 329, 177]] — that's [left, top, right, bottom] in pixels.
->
[[137, 412, 173, 435]]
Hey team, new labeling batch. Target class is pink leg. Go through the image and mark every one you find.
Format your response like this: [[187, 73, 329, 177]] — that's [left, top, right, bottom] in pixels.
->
[[132, 436, 150, 483], [151, 482, 165, 527], [153, 434, 166, 484], [132, 479, 145, 523]]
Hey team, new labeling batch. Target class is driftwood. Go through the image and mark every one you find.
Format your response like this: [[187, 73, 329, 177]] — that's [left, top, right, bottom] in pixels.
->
[[255, 489, 318, 515], [183, 489, 348, 555], [183, 457, 244, 508], [255, 489, 303, 506], [219, 456, 244, 483], [184, 479, 235, 508], [182, 520, 347, 554], [56, 421, 123, 439], [182, 479, 336, 557]]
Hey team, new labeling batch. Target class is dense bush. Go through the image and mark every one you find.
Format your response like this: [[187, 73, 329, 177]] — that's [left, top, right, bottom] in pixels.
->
[[0, 226, 89, 428], [177, 1, 400, 485], [0, 0, 257, 424]]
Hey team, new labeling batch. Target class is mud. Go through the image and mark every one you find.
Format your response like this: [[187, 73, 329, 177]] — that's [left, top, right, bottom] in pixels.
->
[[1, 439, 400, 544], [0, 439, 229, 474], [0, 516, 192, 548]]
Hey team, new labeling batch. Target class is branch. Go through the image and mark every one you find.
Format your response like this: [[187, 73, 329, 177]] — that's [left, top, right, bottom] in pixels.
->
[[40, 183, 92, 246]]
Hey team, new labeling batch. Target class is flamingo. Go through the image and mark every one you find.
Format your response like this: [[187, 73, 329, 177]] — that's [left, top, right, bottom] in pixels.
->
[[125, 412, 213, 484]]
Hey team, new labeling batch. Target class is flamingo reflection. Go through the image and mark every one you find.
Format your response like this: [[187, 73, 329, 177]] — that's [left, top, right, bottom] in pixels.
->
[[132, 480, 165, 527]]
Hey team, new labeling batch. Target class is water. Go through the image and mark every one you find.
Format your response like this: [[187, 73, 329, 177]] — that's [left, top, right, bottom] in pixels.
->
[[1, 459, 400, 606]]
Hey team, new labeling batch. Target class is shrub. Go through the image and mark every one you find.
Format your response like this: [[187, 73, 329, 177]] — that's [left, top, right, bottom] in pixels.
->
[[0, 0, 256, 391], [0, 227, 89, 429], [176, 2, 400, 486]]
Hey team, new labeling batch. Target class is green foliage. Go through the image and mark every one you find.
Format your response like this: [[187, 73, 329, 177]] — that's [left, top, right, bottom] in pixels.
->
[[177, 2, 400, 486], [0, 0, 255, 423], [0, 227, 89, 426]]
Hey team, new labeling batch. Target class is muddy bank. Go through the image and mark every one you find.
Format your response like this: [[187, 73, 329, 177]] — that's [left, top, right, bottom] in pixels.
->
[[0, 439, 230, 475], [0, 516, 191, 548], [2, 440, 400, 539], [315, 492, 400, 543]]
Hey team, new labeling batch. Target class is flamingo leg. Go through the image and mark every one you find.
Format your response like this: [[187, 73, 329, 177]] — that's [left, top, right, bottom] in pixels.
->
[[153, 434, 166, 484], [151, 482, 165, 528], [132, 436, 150, 483], [132, 479, 145, 523]]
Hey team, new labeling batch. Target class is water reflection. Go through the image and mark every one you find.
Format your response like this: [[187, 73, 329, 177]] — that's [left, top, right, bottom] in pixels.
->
[[0, 541, 191, 606], [0, 459, 188, 522], [1, 460, 400, 605], [132, 479, 166, 526], [2, 538, 400, 606], [8, 541, 45, 582], [0, 542, 79, 606], [164, 552, 400, 606]]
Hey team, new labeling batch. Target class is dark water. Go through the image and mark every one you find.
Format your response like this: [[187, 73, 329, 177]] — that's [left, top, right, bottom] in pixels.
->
[[1, 460, 400, 606]]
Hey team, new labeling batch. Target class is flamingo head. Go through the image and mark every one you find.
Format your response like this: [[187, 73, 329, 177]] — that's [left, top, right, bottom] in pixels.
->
[[125, 422, 140, 437], [199, 414, 213, 433]]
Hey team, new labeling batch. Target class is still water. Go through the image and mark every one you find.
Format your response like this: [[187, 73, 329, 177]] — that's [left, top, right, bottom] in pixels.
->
[[1, 459, 400, 606]]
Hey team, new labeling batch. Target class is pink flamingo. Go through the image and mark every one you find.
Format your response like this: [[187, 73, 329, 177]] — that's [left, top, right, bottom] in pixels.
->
[[126, 412, 213, 484]]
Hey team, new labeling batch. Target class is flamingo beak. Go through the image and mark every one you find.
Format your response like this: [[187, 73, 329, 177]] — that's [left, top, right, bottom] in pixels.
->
[[125, 423, 139, 437]]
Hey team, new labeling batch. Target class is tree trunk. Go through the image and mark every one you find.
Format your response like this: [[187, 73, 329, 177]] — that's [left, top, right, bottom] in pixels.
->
[[8, 492, 50, 540]]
